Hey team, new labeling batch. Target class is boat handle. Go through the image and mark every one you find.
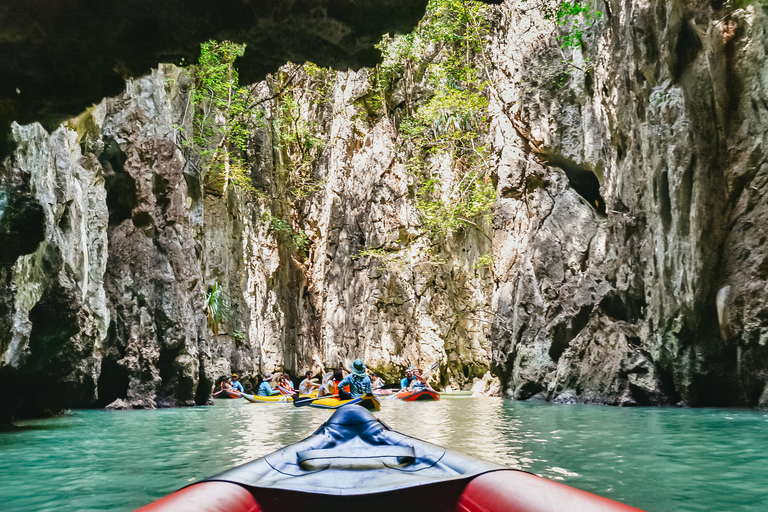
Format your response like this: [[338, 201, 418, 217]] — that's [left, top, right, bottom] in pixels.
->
[[297, 446, 415, 466]]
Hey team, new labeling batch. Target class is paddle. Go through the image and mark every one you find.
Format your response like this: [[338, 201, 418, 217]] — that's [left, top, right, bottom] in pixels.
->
[[292, 393, 339, 407]]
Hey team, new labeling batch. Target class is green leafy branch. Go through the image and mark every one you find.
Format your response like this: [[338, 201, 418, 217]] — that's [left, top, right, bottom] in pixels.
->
[[190, 40, 260, 196]]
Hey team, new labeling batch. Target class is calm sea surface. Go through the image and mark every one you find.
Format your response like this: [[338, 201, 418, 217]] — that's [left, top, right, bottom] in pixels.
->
[[0, 395, 766, 511]]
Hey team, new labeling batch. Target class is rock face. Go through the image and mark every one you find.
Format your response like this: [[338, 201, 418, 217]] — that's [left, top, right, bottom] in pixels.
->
[[488, 0, 768, 406], [2, 0, 768, 421], [0, 120, 108, 419], [0, 58, 494, 418]]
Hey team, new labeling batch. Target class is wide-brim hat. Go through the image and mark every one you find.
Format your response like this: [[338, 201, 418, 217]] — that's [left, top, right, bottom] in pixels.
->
[[263, 372, 274, 381], [351, 359, 367, 377]]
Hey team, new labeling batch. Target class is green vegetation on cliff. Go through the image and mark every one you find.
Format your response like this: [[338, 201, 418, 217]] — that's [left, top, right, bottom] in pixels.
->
[[378, 0, 494, 242], [190, 40, 257, 195]]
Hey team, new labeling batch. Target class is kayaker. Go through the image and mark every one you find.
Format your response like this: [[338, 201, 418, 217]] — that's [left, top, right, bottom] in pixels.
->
[[337, 359, 372, 400], [277, 373, 295, 395], [231, 373, 245, 393], [409, 368, 429, 391], [258, 373, 281, 396], [400, 367, 416, 390], [299, 371, 320, 394], [316, 367, 347, 398], [220, 376, 234, 393], [370, 372, 385, 389]]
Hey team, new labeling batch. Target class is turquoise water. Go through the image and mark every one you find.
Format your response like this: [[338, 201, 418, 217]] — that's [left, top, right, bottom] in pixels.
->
[[1, 396, 767, 511]]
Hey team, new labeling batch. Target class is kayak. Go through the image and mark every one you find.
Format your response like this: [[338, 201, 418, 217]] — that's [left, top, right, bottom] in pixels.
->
[[212, 390, 241, 399], [372, 388, 394, 395], [241, 393, 293, 403], [396, 388, 440, 401], [304, 393, 380, 411], [136, 406, 644, 512], [240, 390, 318, 404]]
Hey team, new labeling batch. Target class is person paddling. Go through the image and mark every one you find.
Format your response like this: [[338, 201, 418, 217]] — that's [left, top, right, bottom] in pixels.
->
[[400, 366, 416, 390], [299, 371, 320, 395], [258, 373, 281, 396], [337, 359, 372, 400], [409, 368, 429, 391], [230, 373, 244, 393]]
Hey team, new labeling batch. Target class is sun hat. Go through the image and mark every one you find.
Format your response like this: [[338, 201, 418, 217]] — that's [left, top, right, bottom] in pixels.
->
[[263, 372, 274, 381], [231, 373, 238, 379], [351, 359, 367, 377]]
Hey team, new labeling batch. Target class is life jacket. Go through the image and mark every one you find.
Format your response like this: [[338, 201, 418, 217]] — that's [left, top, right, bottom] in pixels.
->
[[331, 380, 348, 394]]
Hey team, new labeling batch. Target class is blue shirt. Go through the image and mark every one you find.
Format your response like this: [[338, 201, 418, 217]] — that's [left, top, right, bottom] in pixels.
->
[[339, 374, 372, 398], [258, 381, 279, 396], [400, 376, 415, 389], [231, 380, 244, 392]]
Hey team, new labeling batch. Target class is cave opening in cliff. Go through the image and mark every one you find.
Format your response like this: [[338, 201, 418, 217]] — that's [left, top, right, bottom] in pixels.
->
[[97, 357, 129, 407], [545, 156, 606, 215], [97, 320, 129, 407], [99, 139, 136, 227], [24, 281, 84, 413]]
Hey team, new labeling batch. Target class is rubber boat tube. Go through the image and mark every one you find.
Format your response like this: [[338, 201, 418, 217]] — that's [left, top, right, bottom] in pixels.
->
[[240, 392, 293, 403], [136, 406, 645, 512], [395, 388, 440, 401]]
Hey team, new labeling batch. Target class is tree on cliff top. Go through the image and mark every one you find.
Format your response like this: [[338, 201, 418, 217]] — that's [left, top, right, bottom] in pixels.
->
[[191, 40, 256, 195]]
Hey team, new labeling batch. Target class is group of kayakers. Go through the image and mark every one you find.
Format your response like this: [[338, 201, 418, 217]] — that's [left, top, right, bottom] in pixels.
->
[[218, 373, 245, 396], [219, 359, 432, 398]]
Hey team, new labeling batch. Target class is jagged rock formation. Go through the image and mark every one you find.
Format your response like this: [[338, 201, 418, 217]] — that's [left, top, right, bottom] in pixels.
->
[[2, 0, 768, 423], [488, 0, 768, 407], [0, 62, 493, 419]]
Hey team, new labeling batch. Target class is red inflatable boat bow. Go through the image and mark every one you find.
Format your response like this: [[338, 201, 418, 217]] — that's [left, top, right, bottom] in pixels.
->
[[457, 470, 646, 512], [135, 482, 261, 512]]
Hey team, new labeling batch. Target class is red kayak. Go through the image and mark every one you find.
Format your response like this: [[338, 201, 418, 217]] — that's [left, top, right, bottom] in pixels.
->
[[136, 406, 644, 512], [212, 389, 242, 399], [396, 388, 440, 401]]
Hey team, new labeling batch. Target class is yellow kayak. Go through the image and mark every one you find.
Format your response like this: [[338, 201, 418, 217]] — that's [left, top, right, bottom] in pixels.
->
[[241, 393, 292, 403], [306, 393, 380, 411], [241, 390, 318, 404]]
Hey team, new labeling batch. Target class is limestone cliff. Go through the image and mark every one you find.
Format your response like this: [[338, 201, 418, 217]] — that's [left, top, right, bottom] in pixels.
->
[[488, 0, 768, 406], [2, 0, 768, 421]]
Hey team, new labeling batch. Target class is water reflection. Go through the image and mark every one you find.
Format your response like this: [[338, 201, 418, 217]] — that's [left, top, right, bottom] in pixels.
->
[[1, 397, 767, 511]]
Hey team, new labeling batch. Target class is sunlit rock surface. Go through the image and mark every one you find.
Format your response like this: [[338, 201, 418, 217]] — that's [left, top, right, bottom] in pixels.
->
[[488, 0, 768, 406], [2, 0, 768, 420]]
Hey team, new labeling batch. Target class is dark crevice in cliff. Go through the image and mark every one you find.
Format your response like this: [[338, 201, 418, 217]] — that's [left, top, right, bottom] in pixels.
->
[[97, 337, 129, 408], [0, 180, 45, 266], [599, 291, 644, 323], [100, 139, 136, 227], [549, 306, 593, 362], [23, 280, 92, 415], [158, 346, 183, 404], [674, 19, 702, 81], [195, 353, 213, 406]]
